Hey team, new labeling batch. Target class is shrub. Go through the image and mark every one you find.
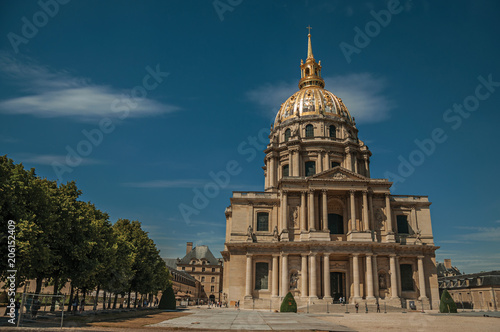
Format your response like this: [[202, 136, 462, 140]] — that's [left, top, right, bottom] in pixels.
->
[[280, 292, 297, 313], [439, 289, 457, 313], [158, 286, 176, 310]]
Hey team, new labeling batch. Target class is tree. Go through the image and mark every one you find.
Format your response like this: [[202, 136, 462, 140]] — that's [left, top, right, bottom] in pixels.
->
[[158, 286, 176, 310], [439, 289, 457, 313], [280, 292, 297, 312]]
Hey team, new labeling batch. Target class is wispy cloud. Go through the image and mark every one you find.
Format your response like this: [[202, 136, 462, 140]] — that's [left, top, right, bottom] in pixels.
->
[[122, 179, 261, 190], [455, 226, 500, 242], [0, 52, 179, 121], [11, 153, 101, 166], [246, 73, 395, 123]]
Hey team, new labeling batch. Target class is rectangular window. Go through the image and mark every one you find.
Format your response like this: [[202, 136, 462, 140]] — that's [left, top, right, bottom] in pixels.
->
[[255, 262, 269, 290], [202, 267, 205, 272], [305, 161, 316, 177], [328, 213, 344, 234], [400, 264, 414, 291], [282, 164, 289, 177], [201, 276, 205, 282], [211, 286, 215, 292], [182, 267, 185, 271], [192, 267, 195, 272], [211, 277, 215, 282], [397, 215, 409, 234], [212, 268, 215, 272], [257, 212, 269, 232]]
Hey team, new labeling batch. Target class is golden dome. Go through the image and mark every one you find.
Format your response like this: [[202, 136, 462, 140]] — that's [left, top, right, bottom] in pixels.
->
[[274, 31, 354, 126]]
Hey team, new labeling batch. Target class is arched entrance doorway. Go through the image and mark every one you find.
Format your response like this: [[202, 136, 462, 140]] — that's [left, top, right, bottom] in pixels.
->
[[330, 272, 346, 301], [209, 294, 215, 303]]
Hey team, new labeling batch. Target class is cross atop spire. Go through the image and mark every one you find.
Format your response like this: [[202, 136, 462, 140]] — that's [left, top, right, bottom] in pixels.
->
[[306, 25, 312, 35]]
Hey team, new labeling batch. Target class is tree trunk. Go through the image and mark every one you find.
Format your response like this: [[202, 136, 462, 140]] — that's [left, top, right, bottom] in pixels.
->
[[127, 288, 131, 309], [102, 291, 106, 310], [113, 293, 118, 309], [93, 285, 100, 311], [119, 294, 124, 309], [34, 277, 43, 295], [67, 284, 74, 312], [134, 291, 138, 308], [107, 293, 111, 309], [51, 273, 60, 312]]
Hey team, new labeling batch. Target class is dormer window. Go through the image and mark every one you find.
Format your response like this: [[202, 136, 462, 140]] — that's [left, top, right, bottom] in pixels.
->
[[284, 128, 291, 142], [329, 125, 336, 138]]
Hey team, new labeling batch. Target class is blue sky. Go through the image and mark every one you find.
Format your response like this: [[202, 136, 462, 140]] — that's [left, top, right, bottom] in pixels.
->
[[1, 0, 499, 274]]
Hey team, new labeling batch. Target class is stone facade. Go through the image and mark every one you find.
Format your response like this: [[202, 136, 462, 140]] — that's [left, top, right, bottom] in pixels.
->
[[173, 242, 223, 303], [221, 33, 440, 310]]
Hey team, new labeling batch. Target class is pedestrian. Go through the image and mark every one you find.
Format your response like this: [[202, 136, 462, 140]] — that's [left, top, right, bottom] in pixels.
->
[[31, 298, 40, 319], [14, 299, 20, 321], [80, 298, 85, 313], [376, 302, 380, 313], [355, 303, 359, 313], [72, 297, 78, 314]]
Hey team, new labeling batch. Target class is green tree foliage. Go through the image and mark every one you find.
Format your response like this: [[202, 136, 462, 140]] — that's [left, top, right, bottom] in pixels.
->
[[280, 292, 297, 312], [0, 156, 170, 307], [158, 286, 176, 310], [439, 289, 458, 313]]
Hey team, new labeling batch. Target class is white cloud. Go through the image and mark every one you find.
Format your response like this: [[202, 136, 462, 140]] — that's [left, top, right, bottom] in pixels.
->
[[122, 179, 262, 190], [455, 226, 500, 242], [246, 73, 395, 124], [11, 153, 101, 166], [0, 52, 179, 120]]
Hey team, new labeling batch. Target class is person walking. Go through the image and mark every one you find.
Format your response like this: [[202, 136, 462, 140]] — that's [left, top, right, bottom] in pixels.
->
[[376, 302, 380, 313], [355, 303, 359, 313]]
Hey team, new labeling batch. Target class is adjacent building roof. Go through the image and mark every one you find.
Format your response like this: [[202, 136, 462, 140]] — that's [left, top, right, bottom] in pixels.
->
[[163, 258, 196, 282], [178, 245, 220, 265], [436, 262, 461, 277], [439, 271, 500, 289]]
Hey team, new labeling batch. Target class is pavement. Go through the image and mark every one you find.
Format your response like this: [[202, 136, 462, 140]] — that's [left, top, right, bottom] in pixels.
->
[[150, 308, 354, 331]]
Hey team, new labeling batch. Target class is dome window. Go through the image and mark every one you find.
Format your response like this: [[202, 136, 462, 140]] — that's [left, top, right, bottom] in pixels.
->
[[329, 125, 336, 138], [305, 124, 314, 137], [284, 128, 291, 142], [282, 164, 289, 177], [305, 161, 316, 176]]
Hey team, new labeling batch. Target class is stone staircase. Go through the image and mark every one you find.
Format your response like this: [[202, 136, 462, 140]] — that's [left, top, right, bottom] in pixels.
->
[[297, 302, 411, 314]]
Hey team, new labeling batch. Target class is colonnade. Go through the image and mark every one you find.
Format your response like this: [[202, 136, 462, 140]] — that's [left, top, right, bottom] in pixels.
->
[[278, 189, 392, 234], [244, 253, 428, 302]]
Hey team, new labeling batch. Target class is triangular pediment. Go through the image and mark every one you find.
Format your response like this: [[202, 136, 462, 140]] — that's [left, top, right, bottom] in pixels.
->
[[309, 166, 367, 181]]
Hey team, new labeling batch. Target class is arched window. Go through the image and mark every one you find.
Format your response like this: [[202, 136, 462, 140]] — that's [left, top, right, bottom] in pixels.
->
[[329, 125, 336, 138], [211, 277, 215, 283], [282, 164, 289, 177], [256, 212, 269, 232], [284, 128, 291, 142], [305, 161, 316, 177], [305, 124, 314, 137], [305, 68, 310, 75]]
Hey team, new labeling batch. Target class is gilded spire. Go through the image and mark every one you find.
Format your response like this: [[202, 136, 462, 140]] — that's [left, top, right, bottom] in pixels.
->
[[299, 27, 324, 89], [306, 26, 314, 60]]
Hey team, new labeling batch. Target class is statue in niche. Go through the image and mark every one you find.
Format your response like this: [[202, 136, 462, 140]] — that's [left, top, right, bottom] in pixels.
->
[[247, 225, 254, 242], [415, 229, 422, 244], [379, 273, 387, 289], [290, 207, 299, 228], [290, 272, 299, 290], [273, 225, 279, 241]]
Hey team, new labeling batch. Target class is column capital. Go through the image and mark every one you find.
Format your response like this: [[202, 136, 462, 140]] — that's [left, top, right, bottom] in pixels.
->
[[301, 253, 309, 258], [323, 252, 330, 258], [308, 188, 315, 193], [309, 251, 317, 257], [417, 255, 425, 259], [385, 192, 391, 198], [362, 189, 368, 194], [321, 188, 328, 193], [282, 190, 289, 195], [389, 253, 397, 258], [365, 252, 373, 257], [246, 254, 253, 258], [352, 253, 360, 257], [281, 252, 289, 257], [301, 190, 307, 196], [349, 189, 356, 195]]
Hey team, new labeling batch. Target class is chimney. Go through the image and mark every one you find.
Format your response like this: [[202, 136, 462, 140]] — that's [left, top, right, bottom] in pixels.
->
[[186, 242, 193, 255], [444, 259, 452, 269]]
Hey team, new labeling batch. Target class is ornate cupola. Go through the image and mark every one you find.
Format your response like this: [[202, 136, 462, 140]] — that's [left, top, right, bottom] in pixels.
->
[[299, 30, 325, 89]]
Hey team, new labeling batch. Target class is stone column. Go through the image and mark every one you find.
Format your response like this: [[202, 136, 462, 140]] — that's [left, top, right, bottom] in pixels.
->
[[308, 190, 315, 231], [365, 254, 375, 300], [323, 254, 332, 299], [353, 154, 358, 173], [294, 150, 300, 176], [352, 254, 361, 300], [309, 253, 318, 299], [281, 254, 289, 297], [390, 255, 399, 299], [300, 191, 307, 232], [369, 193, 375, 232], [317, 151, 323, 173], [417, 256, 428, 299], [265, 158, 269, 189], [269, 156, 275, 187], [245, 255, 253, 298], [322, 190, 329, 231], [324, 152, 330, 171], [362, 190, 369, 231], [289, 151, 294, 177], [385, 194, 393, 233], [272, 255, 279, 297], [350, 190, 357, 231], [301, 254, 308, 298], [373, 255, 379, 298], [345, 148, 352, 171], [282, 191, 288, 233], [396, 256, 402, 296], [364, 155, 370, 177]]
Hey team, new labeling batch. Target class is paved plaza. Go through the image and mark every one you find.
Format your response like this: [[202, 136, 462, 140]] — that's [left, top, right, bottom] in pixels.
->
[[150, 308, 353, 331]]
